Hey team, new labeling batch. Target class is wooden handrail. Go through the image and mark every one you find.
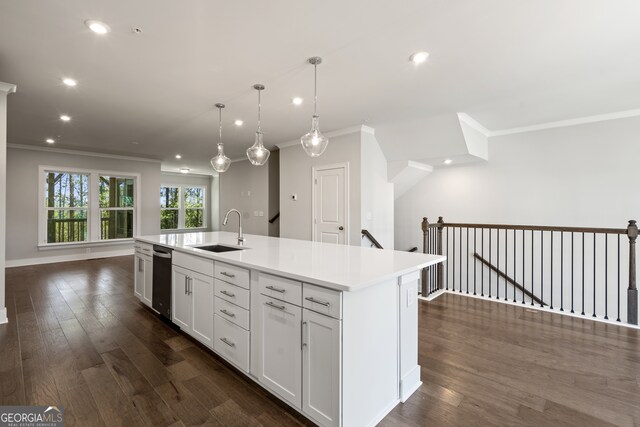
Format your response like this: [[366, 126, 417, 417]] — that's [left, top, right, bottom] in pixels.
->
[[433, 222, 626, 235], [473, 253, 546, 306], [361, 229, 383, 249], [268, 212, 280, 224]]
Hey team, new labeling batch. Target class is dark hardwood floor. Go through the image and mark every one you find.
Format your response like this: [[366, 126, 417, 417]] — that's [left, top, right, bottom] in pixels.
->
[[1, 256, 639, 426]]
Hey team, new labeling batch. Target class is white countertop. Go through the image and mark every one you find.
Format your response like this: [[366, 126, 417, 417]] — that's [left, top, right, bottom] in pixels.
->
[[136, 232, 445, 292]]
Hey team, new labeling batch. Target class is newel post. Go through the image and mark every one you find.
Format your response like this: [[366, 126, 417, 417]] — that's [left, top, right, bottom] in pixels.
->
[[437, 216, 444, 291], [628, 220, 638, 325], [421, 217, 429, 296]]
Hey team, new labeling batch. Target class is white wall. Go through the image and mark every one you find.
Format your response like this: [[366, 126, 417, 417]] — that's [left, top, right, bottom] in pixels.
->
[[218, 158, 269, 236], [395, 116, 640, 251], [160, 171, 215, 232], [361, 131, 394, 249], [6, 146, 161, 264], [279, 131, 362, 244]]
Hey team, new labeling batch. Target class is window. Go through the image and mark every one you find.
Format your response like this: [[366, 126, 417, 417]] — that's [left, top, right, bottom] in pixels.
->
[[160, 187, 179, 229], [44, 172, 89, 243], [99, 176, 135, 239], [160, 185, 206, 230], [39, 167, 139, 246]]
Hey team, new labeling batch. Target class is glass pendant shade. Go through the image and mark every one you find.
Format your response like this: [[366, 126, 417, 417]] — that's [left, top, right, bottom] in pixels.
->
[[301, 56, 329, 157], [300, 115, 329, 157], [246, 84, 270, 166], [246, 131, 270, 165], [210, 143, 231, 172], [211, 103, 231, 173]]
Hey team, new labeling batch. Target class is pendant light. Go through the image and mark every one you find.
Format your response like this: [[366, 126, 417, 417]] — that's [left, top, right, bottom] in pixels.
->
[[210, 103, 231, 173], [246, 84, 270, 166], [300, 56, 329, 157]]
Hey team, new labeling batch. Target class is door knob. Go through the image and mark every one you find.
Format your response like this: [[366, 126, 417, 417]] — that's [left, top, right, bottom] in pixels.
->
[[338, 226, 344, 230]]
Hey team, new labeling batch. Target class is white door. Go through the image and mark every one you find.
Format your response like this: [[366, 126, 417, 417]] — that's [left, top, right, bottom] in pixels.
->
[[142, 256, 153, 307], [134, 254, 144, 299], [190, 271, 214, 348], [257, 294, 302, 409], [303, 309, 341, 427], [172, 266, 192, 331], [313, 164, 348, 244]]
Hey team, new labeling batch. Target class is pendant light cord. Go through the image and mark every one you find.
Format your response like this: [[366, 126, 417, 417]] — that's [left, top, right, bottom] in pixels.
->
[[218, 107, 223, 145], [257, 88, 262, 132], [313, 63, 318, 116]]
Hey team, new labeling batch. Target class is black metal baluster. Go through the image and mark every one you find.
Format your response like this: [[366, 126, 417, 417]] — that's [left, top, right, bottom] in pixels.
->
[[540, 231, 544, 308], [581, 232, 585, 316], [481, 228, 484, 297], [466, 227, 469, 294], [593, 233, 596, 317], [474, 228, 477, 295], [513, 229, 517, 303], [504, 228, 508, 301], [617, 234, 621, 322], [522, 229, 526, 304], [453, 227, 456, 292], [550, 231, 554, 310], [496, 229, 500, 300], [560, 232, 564, 311], [531, 230, 534, 306], [605, 234, 608, 320], [446, 227, 449, 291], [571, 232, 575, 313], [459, 227, 463, 293], [489, 229, 492, 299]]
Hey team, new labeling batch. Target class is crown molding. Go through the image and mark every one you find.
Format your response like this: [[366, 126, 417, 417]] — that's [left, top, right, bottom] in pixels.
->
[[275, 125, 375, 149], [8, 143, 161, 163], [490, 108, 640, 137], [0, 82, 17, 94], [160, 170, 215, 178]]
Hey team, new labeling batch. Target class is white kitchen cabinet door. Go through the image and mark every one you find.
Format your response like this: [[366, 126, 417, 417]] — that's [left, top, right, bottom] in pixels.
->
[[303, 309, 342, 427], [172, 266, 192, 331], [134, 255, 144, 299], [142, 256, 153, 307], [257, 294, 302, 409], [190, 271, 214, 348]]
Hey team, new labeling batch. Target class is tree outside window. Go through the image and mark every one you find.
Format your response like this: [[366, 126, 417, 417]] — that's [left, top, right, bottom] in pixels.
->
[[184, 187, 204, 228], [160, 187, 179, 229], [45, 172, 89, 243]]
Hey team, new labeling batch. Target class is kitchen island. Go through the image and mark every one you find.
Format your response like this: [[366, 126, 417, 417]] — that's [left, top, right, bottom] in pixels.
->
[[134, 232, 445, 427]]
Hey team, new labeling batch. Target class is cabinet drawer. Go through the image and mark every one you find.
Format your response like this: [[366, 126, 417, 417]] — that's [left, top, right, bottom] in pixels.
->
[[303, 284, 342, 319], [215, 262, 250, 289], [259, 273, 302, 306], [215, 296, 249, 330], [215, 279, 250, 310], [173, 251, 214, 277], [214, 315, 249, 372], [135, 242, 152, 256]]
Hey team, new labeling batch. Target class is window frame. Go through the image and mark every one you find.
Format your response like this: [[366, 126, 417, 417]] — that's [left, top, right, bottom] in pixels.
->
[[38, 166, 141, 248], [160, 184, 207, 232]]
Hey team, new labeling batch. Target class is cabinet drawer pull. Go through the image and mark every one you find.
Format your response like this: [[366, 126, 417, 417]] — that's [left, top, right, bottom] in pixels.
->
[[265, 285, 285, 293], [220, 337, 235, 347], [305, 296, 331, 307], [220, 309, 235, 318], [265, 301, 286, 311], [220, 290, 236, 298], [220, 272, 235, 278]]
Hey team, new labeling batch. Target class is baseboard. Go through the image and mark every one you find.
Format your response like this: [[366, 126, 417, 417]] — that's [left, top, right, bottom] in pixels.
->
[[420, 288, 446, 301], [399, 365, 422, 403], [366, 398, 401, 427], [0, 307, 7, 324], [6, 248, 134, 268]]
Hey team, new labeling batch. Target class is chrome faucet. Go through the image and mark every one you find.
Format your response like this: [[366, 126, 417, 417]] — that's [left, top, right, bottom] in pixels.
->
[[223, 209, 245, 245]]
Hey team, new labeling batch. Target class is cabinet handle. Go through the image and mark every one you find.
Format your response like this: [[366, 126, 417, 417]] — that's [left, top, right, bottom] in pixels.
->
[[305, 297, 330, 307], [301, 321, 308, 349], [265, 301, 286, 311], [184, 276, 188, 295], [220, 290, 235, 298], [138, 258, 143, 273], [266, 285, 286, 293], [220, 309, 235, 318], [188, 277, 193, 295], [220, 272, 235, 278], [220, 337, 235, 348]]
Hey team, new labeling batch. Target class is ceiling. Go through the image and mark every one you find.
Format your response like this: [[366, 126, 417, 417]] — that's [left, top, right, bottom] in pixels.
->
[[2, 0, 640, 174]]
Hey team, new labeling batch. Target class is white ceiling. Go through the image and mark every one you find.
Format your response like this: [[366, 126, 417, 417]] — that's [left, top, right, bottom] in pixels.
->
[[2, 0, 640, 174]]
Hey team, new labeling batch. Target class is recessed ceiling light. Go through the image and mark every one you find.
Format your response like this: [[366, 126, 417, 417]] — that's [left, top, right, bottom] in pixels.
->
[[180, 168, 190, 174], [131, 141, 139, 145], [175, 154, 182, 159], [234, 119, 243, 126], [46, 138, 55, 144], [292, 97, 303, 106], [60, 115, 71, 122], [410, 51, 430, 64], [85, 20, 111, 34], [443, 159, 452, 165], [62, 78, 77, 87]]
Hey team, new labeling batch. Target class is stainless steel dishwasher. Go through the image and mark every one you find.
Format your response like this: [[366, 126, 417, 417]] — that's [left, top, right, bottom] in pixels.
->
[[152, 245, 172, 319]]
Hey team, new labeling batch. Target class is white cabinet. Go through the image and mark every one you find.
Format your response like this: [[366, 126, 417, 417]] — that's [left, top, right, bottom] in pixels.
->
[[134, 243, 153, 308], [303, 309, 341, 427], [256, 293, 302, 408], [142, 256, 153, 307], [134, 254, 144, 298], [172, 264, 214, 348]]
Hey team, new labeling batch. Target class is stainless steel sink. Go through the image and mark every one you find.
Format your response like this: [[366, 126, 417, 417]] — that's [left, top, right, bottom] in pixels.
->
[[193, 244, 245, 253]]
